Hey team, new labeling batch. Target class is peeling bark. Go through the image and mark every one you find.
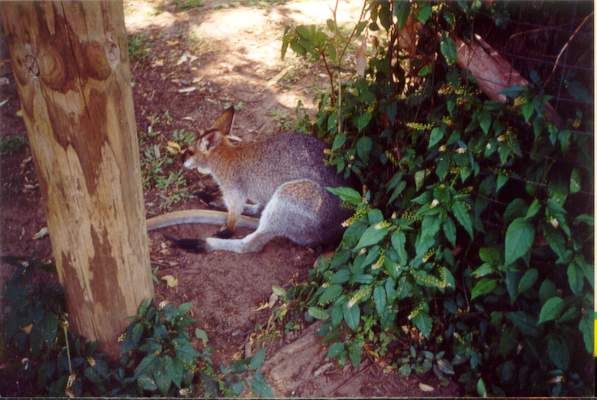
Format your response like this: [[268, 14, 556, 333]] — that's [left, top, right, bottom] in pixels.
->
[[1, 1, 153, 358]]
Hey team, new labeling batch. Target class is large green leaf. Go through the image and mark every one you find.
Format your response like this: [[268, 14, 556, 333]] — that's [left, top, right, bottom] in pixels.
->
[[428, 127, 444, 148], [517, 268, 538, 294], [332, 132, 346, 150], [578, 312, 593, 353], [138, 375, 158, 392], [442, 217, 456, 246], [343, 303, 360, 331], [547, 336, 569, 370], [356, 112, 372, 131], [417, 3, 432, 24], [440, 35, 457, 65], [319, 285, 343, 305], [504, 218, 535, 265], [135, 354, 157, 378], [330, 304, 343, 326], [308, 306, 329, 320], [356, 136, 373, 162], [566, 262, 584, 295], [249, 348, 266, 370], [538, 296, 564, 324], [471, 278, 497, 300], [479, 246, 501, 266], [476, 378, 487, 397], [421, 215, 441, 239], [521, 101, 533, 122], [394, 0, 411, 28], [543, 226, 567, 262], [525, 199, 541, 219], [415, 170, 426, 191], [327, 186, 361, 206], [412, 312, 432, 337], [330, 269, 351, 284], [452, 201, 473, 238], [538, 279, 557, 304], [479, 111, 492, 135], [355, 225, 389, 250], [391, 231, 408, 265], [569, 168, 581, 193], [348, 340, 363, 368], [385, 278, 397, 301], [373, 286, 387, 316], [506, 311, 539, 336], [194, 328, 208, 345], [251, 372, 273, 398], [327, 342, 346, 359], [154, 359, 172, 395], [169, 357, 184, 388]]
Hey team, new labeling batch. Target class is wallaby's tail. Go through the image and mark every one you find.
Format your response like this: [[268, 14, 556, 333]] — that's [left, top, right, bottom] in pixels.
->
[[146, 209, 259, 231], [146, 209, 259, 253]]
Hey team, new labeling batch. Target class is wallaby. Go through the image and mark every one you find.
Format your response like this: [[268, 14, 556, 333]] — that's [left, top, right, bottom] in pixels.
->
[[146, 106, 351, 254]]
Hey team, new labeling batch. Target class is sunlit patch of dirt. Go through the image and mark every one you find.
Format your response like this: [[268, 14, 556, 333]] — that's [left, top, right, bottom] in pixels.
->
[[124, 0, 364, 136]]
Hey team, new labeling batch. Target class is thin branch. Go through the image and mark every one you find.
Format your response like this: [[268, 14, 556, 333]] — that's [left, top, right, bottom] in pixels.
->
[[338, 0, 368, 64], [508, 25, 574, 40], [332, 0, 340, 20], [544, 11, 593, 87], [320, 51, 336, 102]]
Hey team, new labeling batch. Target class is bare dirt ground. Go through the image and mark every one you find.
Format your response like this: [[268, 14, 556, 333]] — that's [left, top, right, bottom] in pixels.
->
[[0, 0, 459, 396]]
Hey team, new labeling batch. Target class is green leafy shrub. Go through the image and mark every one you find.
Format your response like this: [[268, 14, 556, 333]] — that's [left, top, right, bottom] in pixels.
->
[[1, 258, 271, 397], [1, 258, 111, 397], [282, 0, 593, 396]]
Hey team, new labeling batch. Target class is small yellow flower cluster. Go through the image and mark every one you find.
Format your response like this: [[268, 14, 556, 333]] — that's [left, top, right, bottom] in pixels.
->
[[406, 122, 433, 131], [342, 206, 367, 227], [348, 285, 373, 308]]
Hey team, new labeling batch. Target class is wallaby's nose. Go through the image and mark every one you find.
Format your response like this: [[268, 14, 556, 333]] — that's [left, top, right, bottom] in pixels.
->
[[181, 147, 194, 160], [181, 147, 195, 167]]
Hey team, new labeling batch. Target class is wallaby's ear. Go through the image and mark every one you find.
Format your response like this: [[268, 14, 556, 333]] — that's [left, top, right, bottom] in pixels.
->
[[210, 106, 235, 136], [199, 130, 223, 152]]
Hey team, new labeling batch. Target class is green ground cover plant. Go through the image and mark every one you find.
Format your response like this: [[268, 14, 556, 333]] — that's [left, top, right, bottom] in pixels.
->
[[1, 257, 271, 397]]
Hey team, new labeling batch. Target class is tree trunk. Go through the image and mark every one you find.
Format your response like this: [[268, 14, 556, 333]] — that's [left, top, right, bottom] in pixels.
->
[[1, 1, 153, 357]]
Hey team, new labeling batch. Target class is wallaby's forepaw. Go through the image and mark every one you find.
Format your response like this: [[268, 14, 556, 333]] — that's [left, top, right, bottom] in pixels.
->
[[163, 235, 207, 253], [214, 226, 234, 239]]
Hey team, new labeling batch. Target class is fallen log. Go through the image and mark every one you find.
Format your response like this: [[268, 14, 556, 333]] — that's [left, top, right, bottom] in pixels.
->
[[455, 34, 563, 127]]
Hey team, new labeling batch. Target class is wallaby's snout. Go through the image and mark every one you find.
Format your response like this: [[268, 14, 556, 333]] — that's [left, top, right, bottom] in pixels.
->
[[182, 145, 198, 170]]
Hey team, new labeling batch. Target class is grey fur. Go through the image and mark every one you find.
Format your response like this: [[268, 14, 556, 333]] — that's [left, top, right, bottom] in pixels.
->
[[186, 132, 351, 253]]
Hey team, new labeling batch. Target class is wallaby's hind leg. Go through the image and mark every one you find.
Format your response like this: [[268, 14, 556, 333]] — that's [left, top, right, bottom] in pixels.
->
[[205, 228, 276, 253], [205, 179, 323, 253]]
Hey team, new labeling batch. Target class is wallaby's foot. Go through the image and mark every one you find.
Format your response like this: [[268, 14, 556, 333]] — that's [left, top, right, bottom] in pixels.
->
[[214, 226, 234, 238], [205, 228, 275, 253], [163, 235, 207, 253]]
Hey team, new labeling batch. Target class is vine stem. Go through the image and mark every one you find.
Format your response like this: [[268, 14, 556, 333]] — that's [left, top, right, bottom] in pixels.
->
[[544, 11, 593, 87], [320, 51, 336, 102], [338, 0, 368, 64], [334, 0, 367, 135], [62, 319, 73, 374], [338, 75, 342, 136]]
